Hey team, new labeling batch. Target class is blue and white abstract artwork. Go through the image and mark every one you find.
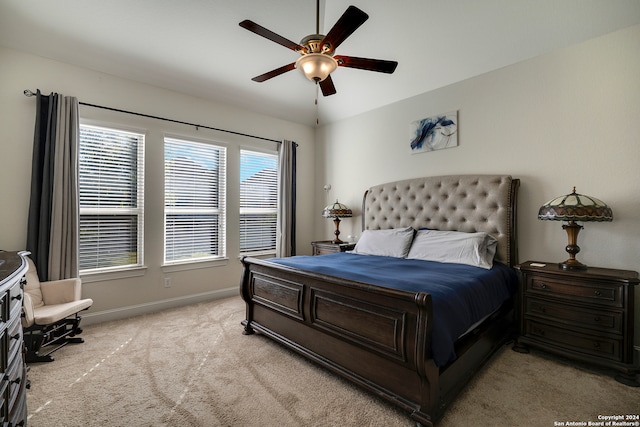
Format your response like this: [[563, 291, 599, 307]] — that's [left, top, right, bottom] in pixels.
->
[[409, 111, 458, 153]]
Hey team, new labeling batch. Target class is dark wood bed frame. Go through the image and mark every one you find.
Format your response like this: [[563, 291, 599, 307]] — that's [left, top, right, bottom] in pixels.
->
[[240, 175, 519, 426]]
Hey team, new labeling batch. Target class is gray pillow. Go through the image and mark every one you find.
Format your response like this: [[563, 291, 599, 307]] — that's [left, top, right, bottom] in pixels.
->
[[352, 227, 415, 258], [407, 229, 497, 269]]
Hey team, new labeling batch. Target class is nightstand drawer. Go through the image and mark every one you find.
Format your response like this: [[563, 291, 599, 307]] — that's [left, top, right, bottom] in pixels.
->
[[525, 298, 623, 334], [313, 245, 340, 256], [524, 320, 622, 362], [311, 241, 355, 256], [526, 276, 623, 308]]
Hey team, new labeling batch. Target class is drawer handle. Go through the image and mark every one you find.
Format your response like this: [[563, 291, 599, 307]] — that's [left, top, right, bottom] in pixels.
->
[[593, 342, 601, 349], [533, 305, 547, 313], [539, 283, 548, 290], [11, 333, 20, 340], [11, 377, 21, 385], [11, 294, 22, 301], [594, 290, 602, 297], [594, 316, 601, 322]]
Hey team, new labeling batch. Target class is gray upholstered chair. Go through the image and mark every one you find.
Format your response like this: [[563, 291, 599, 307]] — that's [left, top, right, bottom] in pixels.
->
[[21, 257, 93, 363]]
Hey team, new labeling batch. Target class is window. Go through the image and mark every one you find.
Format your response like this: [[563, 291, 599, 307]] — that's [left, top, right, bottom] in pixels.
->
[[240, 149, 278, 254], [79, 125, 145, 272], [164, 137, 226, 263]]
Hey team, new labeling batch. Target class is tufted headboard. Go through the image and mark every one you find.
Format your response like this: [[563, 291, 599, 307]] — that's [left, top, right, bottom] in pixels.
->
[[362, 175, 520, 266]]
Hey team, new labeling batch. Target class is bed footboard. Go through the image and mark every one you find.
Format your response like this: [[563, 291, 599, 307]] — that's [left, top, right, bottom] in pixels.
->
[[241, 256, 444, 425]]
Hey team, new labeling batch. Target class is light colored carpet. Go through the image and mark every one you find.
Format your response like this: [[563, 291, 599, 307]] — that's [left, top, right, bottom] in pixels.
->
[[26, 296, 639, 426]]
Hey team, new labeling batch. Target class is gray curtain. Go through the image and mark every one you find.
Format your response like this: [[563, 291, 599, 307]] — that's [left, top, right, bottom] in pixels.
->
[[26, 90, 79, 281], [276, 140, 296, 257]]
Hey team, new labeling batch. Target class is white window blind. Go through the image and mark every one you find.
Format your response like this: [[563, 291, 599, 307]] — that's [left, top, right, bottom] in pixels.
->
[[79, 125, 145, 272], [240, 149, 278, 254], [164, 137, 227, 263]]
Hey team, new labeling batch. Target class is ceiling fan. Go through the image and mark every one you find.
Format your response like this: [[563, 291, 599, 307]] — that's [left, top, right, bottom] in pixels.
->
[[239, 2, 398, 96]]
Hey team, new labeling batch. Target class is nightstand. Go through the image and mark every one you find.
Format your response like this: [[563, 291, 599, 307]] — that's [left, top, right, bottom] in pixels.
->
[[513, 261, 639, 386], [311, 240, 356, 256]]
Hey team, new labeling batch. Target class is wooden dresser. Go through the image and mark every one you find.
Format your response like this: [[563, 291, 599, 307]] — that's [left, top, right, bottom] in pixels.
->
[[0, 251, 28, 425], [311, 240, 356, 256], [513, 261, 639, 386]]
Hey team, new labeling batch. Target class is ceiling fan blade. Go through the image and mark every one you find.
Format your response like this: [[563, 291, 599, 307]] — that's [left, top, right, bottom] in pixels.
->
[[251, 63, 296, 82], [239, 20, 305, 52], [319, 75, 337, 96], [321, 6, 368, 52], [334, 55, 398, 74]]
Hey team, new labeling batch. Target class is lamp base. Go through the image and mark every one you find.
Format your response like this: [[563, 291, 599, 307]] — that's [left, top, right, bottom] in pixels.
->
[[331, 218, 343, 244], [559, 259, 588, 270], [559, 221, 587, 270]]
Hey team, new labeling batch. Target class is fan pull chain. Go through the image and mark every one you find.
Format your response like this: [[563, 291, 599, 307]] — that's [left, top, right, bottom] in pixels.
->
[[315, 83, 319, 126]]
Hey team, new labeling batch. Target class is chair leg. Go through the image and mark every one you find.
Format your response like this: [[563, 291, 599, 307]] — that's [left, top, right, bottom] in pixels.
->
[[24, 331, 54, 363], [26, 352, 55, 363], [23, 314, 88, 363]]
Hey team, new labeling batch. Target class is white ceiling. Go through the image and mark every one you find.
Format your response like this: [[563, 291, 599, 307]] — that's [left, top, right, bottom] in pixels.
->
[[2, 0, 639, 126]]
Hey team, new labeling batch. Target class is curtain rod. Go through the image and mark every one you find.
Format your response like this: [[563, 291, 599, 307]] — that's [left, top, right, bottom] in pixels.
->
[[23, 89, 283, 144]]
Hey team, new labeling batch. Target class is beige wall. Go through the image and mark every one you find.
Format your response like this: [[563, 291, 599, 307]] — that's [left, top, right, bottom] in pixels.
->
[[1, 24, 639, 339], [315, 24, 640, 343], [0, 46, 316, 323]]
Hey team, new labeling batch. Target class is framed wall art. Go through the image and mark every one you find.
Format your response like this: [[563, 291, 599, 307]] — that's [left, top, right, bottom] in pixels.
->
[[409, 111, 458, 154]]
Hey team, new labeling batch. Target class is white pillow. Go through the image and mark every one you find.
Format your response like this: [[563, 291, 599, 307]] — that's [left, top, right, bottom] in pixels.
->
[[352, 227, 415, 258], [407, 229, 498, 269]]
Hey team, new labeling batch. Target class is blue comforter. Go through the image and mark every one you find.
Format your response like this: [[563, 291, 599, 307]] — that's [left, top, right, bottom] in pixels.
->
[[267, 252, 518, 367]]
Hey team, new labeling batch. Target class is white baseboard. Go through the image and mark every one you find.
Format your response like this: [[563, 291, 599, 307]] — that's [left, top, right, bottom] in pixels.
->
[[81, 287, 239, 326]]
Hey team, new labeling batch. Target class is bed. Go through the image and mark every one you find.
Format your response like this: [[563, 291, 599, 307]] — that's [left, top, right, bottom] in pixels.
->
[[239, 174, 519, 426]]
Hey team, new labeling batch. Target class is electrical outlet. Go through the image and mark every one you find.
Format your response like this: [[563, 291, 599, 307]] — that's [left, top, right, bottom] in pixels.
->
[[163, 277, 172, 288]]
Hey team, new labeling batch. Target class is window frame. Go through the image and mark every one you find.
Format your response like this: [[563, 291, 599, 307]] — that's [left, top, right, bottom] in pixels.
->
[[78, 122, 145, 276], [163, 135, 227, 265], [239, 147, 279, 257]]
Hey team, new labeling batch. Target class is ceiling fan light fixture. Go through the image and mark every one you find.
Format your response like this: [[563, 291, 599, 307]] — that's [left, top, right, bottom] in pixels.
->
[[296, 53, 338, 82]]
